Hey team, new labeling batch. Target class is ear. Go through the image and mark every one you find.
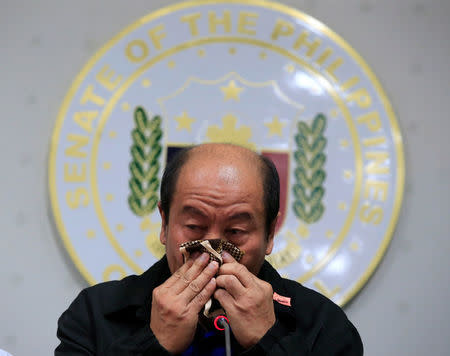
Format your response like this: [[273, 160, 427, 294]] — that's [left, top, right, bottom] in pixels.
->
[[158, 201, 167, 245], [265, 212, 280, 255]]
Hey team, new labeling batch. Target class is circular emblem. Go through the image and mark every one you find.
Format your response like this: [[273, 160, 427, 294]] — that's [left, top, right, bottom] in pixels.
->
[[49, 0, 404, 306]]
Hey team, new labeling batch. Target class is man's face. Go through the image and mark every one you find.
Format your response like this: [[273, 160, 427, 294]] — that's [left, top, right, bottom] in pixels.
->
[[159, 149, 275, 275]]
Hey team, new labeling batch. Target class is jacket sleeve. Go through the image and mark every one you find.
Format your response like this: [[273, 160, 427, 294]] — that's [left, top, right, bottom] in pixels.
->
[[242, 319, 363, 356], [55, 290, 95, 355], [241, 319, 309, 355], [103, 325, 172, 356], [242, 306, 363, 355], [55, 290, 172, 355]]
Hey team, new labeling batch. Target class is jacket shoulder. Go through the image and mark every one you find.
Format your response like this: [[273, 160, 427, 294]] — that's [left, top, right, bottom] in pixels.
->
[[70, 255, 170, 314], [77, 273, 140, 305], [262, 264, 363, 354], [281, 277, 351, 326]]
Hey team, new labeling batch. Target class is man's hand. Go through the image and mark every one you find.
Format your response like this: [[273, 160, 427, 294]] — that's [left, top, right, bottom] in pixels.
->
[[214, 252, 276, 349], [150, 253, 219, 354]]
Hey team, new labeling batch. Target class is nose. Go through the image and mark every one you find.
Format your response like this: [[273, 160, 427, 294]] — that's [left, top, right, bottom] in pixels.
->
[[202, 230, 222, 241]]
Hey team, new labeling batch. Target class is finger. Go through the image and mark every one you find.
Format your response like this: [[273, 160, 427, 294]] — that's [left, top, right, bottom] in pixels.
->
[[221, 250, 236, 263], [214, 287, 235, 313], [189, 277, 217, 313], [172, 253, 211, 294], [181, 261, 219, 302], [164, 257, 196, 289], [183, 252, 211, 282], [215, 274, 245, 299], [219, 253, 253, 288]]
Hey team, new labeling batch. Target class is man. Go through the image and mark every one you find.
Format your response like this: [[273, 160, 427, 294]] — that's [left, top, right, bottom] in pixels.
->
[[56, 143, 363, 355]]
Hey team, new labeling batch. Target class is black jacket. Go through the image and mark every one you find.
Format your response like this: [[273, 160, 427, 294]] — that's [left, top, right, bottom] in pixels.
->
[[56, 256, 363, 355]]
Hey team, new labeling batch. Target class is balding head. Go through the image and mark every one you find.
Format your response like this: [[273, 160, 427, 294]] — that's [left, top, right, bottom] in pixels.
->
[[160, 143, 279, 237], [188, 143, 260, 160]]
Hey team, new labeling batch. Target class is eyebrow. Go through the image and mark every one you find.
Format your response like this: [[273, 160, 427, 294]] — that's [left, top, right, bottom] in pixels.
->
[[181, 206, 208, 218], [227, 212, 253, 222]]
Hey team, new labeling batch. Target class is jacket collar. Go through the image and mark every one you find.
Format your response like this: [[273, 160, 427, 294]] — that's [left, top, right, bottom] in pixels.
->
[[258, 260, 289, 296], [103, 255, 171, 321], [258, 260, 297, 324]]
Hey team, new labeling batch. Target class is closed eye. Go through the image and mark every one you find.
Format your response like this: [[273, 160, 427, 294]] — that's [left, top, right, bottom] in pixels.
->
[[185, 225, 207, 233], [187, 224, 201, 230], [226, 228, 246, 236]]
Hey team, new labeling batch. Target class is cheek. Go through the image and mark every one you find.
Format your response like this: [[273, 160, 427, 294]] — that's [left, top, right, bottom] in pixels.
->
[[238, 238, 268, 272], [166, 247, 184, 273]]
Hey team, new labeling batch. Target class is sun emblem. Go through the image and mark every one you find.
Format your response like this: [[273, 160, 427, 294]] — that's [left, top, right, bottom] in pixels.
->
[[206, 113, 255, 149]]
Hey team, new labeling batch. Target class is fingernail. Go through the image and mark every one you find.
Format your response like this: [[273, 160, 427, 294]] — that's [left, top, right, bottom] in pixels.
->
[[200, 253, 209, 263], [208, 261, 218, 270], [208, 277, 216, 286], [222, 251, 231, 259]]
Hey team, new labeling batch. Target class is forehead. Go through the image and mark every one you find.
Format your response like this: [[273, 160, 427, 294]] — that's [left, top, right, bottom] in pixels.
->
[[174, 148, 264, 199]]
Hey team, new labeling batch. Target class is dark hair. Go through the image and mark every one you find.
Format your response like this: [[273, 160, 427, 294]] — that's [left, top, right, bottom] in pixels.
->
[[160, 146, 194, 222], [159, 145, 280, 237], [259, 155, 280, 235]]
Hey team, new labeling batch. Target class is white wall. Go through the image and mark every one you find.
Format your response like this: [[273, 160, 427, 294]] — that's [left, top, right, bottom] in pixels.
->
[[1, 0, 449, 355]]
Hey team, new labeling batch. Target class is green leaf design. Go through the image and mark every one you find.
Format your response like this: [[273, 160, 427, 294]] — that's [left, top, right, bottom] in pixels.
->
[[128, 107, 163, 217], [310, 153, 326, 172], [311, 114, 326, 137], [294, 168, 325, 191], [292, 114, 327, 224]]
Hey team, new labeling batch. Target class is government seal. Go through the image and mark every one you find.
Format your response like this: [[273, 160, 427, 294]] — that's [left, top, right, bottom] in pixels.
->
[[49, 0, 404, 306]]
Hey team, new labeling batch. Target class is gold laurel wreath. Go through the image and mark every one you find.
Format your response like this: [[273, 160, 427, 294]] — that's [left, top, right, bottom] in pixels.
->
[[128, 107, 162, 216], [292, 113, 327, 224]]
